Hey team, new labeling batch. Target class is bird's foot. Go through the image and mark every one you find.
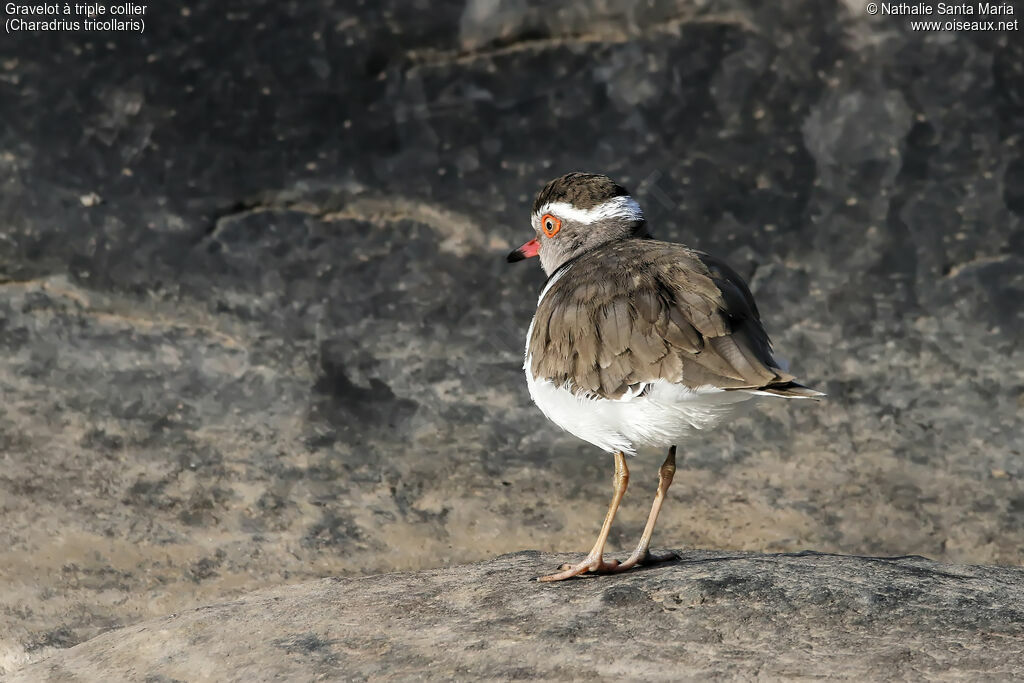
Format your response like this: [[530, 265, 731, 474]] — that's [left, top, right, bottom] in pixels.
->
[[608, 549, 678, 572], [545, 549, 678, 580], [538, 554, 621, 582], [643, 550, 679, 564]]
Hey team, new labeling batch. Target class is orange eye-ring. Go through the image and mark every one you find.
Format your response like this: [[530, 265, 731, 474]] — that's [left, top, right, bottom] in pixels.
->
[[541, 213, 561, 238]]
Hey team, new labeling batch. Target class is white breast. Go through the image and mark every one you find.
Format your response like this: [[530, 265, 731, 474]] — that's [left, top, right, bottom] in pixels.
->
[[523, 267, 755, 456]]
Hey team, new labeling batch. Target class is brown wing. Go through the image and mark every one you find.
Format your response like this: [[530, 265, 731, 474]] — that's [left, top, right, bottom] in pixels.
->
[[528, 240, 795, 399]]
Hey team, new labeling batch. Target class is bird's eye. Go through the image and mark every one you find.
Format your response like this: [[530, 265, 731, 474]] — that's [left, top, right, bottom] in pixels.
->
[[541, 213, 561, 238]]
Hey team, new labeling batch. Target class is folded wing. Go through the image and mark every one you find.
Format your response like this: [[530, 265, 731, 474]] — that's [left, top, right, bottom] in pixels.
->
[[528, 240, 817, 400]]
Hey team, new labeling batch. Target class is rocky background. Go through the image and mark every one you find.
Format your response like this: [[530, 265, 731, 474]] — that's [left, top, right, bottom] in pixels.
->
[[1, 0, 1022, 674]]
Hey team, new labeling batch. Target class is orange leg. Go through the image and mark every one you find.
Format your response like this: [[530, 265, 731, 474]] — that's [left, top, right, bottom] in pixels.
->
[[538, 451, 629, 582], [609, 446, 678, 572]]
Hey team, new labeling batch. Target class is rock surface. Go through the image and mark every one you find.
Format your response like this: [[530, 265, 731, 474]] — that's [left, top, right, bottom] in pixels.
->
[[14, 550, 1024, 681], [1, 0, 1022, 674]]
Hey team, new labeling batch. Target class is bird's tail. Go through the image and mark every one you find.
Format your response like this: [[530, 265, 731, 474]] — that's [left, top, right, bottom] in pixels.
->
[[753, 380, 825, 399]]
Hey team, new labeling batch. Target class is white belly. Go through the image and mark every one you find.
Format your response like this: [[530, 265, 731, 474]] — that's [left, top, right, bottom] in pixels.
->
[[524, 364, 753, 456]]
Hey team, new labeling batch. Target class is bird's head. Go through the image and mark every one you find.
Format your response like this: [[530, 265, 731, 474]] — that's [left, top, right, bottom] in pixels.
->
[[507, 172, 646, 275]]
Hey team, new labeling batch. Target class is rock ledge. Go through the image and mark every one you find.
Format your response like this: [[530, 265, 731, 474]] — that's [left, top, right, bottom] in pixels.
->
[[15, 550, 1024, 681]]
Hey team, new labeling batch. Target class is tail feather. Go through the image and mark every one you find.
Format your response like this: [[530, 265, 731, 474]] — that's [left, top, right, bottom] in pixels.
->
[[753, 380, 825, 399]]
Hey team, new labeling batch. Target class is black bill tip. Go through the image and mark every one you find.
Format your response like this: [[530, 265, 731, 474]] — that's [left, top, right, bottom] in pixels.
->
[[506, 248, 526, 263]]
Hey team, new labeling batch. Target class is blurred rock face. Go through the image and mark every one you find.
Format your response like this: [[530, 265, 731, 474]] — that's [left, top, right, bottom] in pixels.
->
[[0, 0, 1021, 671]]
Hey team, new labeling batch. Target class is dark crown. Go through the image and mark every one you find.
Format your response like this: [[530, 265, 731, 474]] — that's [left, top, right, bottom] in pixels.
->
[[532, 173, 631, 213]]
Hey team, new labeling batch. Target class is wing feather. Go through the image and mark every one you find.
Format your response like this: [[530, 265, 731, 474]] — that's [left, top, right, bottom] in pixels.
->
[[528, 240, 795, 399]]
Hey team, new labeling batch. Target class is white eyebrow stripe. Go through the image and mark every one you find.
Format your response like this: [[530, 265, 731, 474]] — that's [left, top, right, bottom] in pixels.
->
[[534, 196, 643, 226]]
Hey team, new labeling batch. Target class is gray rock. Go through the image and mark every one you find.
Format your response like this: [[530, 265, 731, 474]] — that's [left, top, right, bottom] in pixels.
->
[[14, 551, 1024, 681]]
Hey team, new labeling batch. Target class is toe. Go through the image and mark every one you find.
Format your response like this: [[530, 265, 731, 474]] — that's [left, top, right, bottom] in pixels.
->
[[642, 550, 679, 564]]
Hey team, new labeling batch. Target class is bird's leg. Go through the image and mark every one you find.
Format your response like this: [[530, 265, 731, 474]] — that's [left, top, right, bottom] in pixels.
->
[[538, 451, 629, 582], [609, 446, 678, 572]]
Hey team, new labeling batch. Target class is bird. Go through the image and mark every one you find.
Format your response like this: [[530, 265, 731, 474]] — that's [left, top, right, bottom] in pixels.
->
[[507, 172, 823, 582]]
